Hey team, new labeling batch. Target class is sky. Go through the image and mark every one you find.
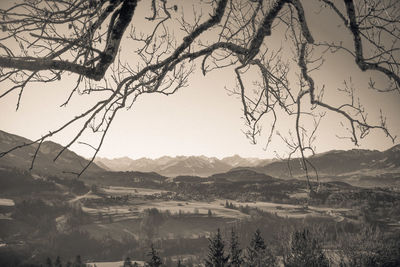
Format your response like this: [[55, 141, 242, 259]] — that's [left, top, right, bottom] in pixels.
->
[[0, 0, 399, 160]]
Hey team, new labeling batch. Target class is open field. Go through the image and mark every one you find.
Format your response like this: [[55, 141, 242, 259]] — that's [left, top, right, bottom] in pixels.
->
[[102, 186, 170, 196], [0, 198, 15, 220], [81, 195, 349, 223], [0, 198, 14, 206], [87, 261, 145, 267], [72, 185, 356, 243], [227, 200, 350, 221]]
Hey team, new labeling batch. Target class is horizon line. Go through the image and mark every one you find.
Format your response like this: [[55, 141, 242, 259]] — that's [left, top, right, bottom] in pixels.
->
[[94, 144, 399, 161]]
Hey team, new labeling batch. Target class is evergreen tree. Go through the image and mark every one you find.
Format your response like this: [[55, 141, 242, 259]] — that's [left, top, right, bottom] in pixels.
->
[[284, 229, 329, 267], [73, 255, 83, 267], [208, 209, 212, 217], [55, 256, 62, 267], [205, 228, 229, 267], [123, 257, 132, 267], [229, 228, 243, 267], [245, 229, 276, 267], [146, 244, 162, 267], [46, 257, 53, 267]]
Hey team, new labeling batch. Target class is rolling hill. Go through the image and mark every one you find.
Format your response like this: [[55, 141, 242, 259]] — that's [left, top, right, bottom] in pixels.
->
[[240, 145, 400, 186], [0, 130, 104, 178]]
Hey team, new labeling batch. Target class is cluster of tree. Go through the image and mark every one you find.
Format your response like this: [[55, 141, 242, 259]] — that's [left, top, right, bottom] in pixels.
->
[[135, 226, 330, 267], [0, 253, 87, 267], [12, 198, 71, 234], [283, 229, 329, 267], [225, 201, 235, 209], [48, 176, 90, 195], [0, 168, 57, 196], [204, 224, 400, 267], [224, 201, 252, 215], [11, 196, 94, 236], [204, 228, 329, 267], [37, 230, 140, 263], [338, 227, 400, 266], [140, 208, 167, 240], [173, 180, 294, 203], [205, 228, 277, 267], [44, 255, 86, 267], [122, 244, 163, 267], [122, 257, 140, 267]]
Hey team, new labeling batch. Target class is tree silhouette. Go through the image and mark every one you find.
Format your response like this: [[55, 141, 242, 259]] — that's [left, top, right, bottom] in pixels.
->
[[0, 0, 398, 190], [146, 244, 162, 267], [205, 228, 229, 267], [228, 228, 243, 267], [245, 229, 276, 267], [73, 255, 84, 267], [46, 257, 53, 267], [284, 228, 329, 267], [339, 226, 400, 267], [123, 256, 133, 267], [54, 256, 62, 267], [140, 208, 165, 240]]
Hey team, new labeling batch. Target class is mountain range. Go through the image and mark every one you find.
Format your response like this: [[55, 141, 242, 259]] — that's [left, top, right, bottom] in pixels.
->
[[238, 145, 400, 186], [0, 129, 399, 186], [95, 154, 272, 177]]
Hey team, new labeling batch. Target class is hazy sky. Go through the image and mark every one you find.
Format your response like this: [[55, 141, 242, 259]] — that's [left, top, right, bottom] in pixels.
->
[[0, 0, 399, 160]]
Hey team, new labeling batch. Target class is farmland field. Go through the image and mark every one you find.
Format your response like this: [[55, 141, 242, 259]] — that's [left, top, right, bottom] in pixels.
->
[[73, 185, 353, 242], [87, 260, 145, 267], [102, 186, 170, 196], [0, 198, 14, 206]]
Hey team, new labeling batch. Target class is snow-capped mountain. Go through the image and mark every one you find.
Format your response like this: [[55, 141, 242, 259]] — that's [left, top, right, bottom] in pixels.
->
[[95, 154, 269, 177]]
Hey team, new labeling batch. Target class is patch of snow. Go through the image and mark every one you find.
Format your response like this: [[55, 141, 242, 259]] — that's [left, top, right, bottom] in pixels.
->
[[379, 157, 388, 163], [103, 186, 169, 196], [0, 198, 15, 206], [386, 163, 396, 168], [86, 261, 145, 267], [0, 213, 12, 220]]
